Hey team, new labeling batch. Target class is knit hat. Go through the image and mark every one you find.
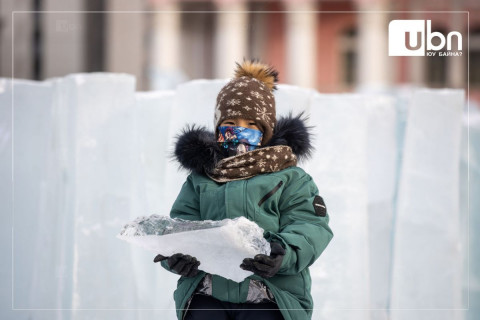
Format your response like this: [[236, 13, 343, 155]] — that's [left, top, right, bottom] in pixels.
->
[[214, 59, 279, 145]]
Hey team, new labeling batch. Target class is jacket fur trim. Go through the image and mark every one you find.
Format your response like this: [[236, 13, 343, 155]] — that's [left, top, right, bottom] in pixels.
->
[[172, 112, 314, 175]]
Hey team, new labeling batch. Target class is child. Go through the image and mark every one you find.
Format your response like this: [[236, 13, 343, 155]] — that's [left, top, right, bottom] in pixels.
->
[[154, 59, 334, 320]]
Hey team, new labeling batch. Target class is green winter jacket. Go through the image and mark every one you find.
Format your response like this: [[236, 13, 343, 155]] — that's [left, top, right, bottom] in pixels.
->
[[162, 115, 333, 320]]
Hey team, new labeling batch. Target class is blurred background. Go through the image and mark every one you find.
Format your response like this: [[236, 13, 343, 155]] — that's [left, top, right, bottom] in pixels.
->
[[1, 0, 479, 103], [1, 1, 479, 320]]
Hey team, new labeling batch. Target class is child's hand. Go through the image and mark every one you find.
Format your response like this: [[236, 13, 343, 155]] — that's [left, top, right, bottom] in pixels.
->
[[154, 253, 201, 277], [240, 242, 286, 278]]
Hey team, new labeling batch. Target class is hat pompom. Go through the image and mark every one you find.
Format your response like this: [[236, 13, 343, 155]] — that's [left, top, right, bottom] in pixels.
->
[[234, 59, 279, 91]]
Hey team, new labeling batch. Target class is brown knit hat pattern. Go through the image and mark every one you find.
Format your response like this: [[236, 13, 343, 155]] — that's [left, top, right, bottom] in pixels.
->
[[214, 59, 279, 145]]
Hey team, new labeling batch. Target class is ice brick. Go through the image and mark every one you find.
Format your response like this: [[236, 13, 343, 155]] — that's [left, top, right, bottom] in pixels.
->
[[390, 89, 464, 320], [304, 93, 371, 320]]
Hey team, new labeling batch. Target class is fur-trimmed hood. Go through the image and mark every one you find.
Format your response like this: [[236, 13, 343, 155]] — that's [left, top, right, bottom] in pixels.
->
[[172, 112, 314, 175]]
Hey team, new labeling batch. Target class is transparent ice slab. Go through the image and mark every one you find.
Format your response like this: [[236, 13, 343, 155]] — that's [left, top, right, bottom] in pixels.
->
[[118, 216, 271, 282]]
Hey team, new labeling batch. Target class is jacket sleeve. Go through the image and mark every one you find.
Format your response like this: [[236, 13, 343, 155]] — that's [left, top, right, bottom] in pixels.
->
[[264, 170, 334, 276], [160, 173, 201, 273]]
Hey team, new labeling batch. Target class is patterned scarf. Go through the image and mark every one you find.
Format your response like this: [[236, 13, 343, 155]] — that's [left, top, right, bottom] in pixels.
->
[[206, 145, 297, 183]]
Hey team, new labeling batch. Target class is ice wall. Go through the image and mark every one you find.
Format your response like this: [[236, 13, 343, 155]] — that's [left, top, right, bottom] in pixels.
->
[[0, 74, 471, 320], [460, 108, 480, 320], [390, 90, 464, 319], [163, 79, 227, 214], [9, 78, 74, 320], [301, 93, 397, 320], [305, 93, 371, 320], [0, 79, 19, 320]]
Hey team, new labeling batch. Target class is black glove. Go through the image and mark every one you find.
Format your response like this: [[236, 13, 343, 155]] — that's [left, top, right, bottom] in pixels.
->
[[154, 253, 201, 277], [240, 242, 286, 278]]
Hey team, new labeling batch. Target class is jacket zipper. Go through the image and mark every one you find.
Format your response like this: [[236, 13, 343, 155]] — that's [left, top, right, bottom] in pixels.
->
[[182, 294, 194, 320], [258, 181, 284, 206], [244, 179, 248, 219]]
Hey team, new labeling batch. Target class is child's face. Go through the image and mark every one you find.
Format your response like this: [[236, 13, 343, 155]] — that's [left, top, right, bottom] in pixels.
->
[[219, 118, 260, 131]]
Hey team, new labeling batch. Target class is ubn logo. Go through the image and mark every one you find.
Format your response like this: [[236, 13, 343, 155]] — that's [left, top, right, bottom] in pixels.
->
[[388, 20, 462, 56]]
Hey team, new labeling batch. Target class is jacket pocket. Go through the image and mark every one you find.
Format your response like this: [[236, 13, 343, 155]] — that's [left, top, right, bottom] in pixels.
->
[[258, 181, 284, 206]]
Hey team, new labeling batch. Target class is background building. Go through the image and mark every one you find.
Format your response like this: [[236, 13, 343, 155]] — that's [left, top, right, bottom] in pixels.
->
[[1, 0, 478, 103]]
